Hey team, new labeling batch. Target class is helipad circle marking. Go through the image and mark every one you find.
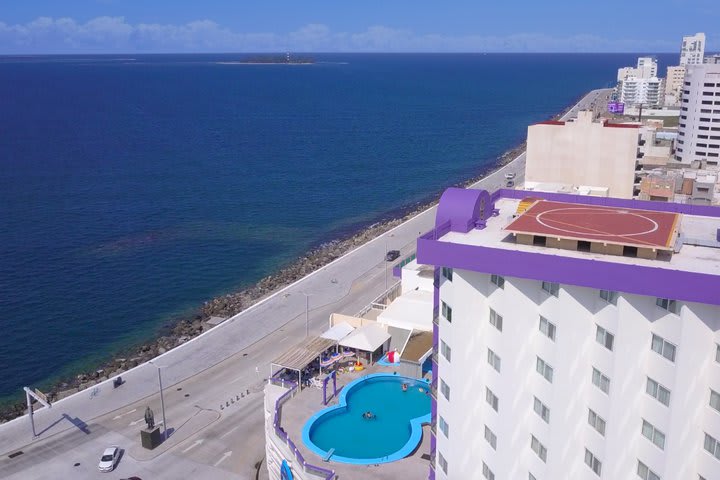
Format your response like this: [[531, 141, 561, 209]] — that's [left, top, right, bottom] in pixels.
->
[[534, 207, 659, 237]]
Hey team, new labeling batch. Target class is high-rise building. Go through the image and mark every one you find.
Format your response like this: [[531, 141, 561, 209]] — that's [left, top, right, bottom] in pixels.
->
[[619, 76, 664, 107], [675, 64, 720, 167], [420, 187, 720, 480], [617, 57, 657, 82], [680, 33, 706, 66]]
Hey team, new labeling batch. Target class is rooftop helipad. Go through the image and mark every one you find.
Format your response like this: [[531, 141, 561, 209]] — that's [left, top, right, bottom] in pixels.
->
[[505, 199, 680, 250]]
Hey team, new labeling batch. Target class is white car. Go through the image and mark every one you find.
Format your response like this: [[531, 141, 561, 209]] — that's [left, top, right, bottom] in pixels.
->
[[504, 172, 516, 180], [98, 446, 120, 472]]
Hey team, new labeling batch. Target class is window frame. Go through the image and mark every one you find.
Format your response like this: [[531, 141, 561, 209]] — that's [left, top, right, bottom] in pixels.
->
[[584, 448, 602, 476], [440, 379, 450, 401], [533, 396, 550, 423], [484, 425, 497, 449], [440, 339, 452, 362], [439, 415, 449, 438], [441, 300, 453, 323], [539, 316, 556, 341], [489, 308, 503, 332], [599, 289, 619, 305], [482, 462, 495, 480], [487, 348, 501, 373], [651, 334, 677, 362], [531, 435, 547, 463], [438, 451, 448, 474], [646, 377, 671, 407], [595, 325, 615, 351], [710, 389, 720, 413], [641, 419, 666, 450], [592, 367, 610, 394], [490, 274, 505, 289], [637, 460, 661, 480], [588, 408, 606, 436], [441, 266, 453, 281], [655, 297, 679, 314], [541, 281, 559, 297], [536, 356, 554, 383], [486, 387, 499, 412], [704, 433, 720, 460]]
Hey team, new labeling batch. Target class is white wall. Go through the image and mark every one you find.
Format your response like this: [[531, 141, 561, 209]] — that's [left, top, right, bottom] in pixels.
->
[[434, 271, 720, 480]]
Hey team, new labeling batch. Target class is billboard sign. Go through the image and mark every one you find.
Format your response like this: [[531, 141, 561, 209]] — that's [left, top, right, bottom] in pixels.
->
[[608, 102, 625, 114]]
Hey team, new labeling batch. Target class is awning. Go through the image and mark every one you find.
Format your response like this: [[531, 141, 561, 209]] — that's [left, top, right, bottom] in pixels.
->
[[378, 289, 433, 332], [320, 322, 355, 342], [339, 323, 391, 352], [271, 336, 336, 372]]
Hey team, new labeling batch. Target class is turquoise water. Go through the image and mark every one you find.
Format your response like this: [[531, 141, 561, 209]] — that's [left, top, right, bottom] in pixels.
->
[[303, 374, 431, 463]]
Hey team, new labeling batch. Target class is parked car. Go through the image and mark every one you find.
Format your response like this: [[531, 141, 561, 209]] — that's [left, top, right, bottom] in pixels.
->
[[98, 446, 120, 472], [385, 250, 400, 262], [504, 172, 516, 180], [506, 180, 515, 188]]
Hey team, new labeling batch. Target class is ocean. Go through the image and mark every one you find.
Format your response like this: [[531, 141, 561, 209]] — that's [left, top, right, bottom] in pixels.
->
[[0, 53, 674, 401]]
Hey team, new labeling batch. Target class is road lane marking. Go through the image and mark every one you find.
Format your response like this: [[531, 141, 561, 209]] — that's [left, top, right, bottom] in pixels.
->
[[214, 451, 232, 467], [112, 408, 137, 420], [220, 423, 245, 439], [182, 439, 204, 453]]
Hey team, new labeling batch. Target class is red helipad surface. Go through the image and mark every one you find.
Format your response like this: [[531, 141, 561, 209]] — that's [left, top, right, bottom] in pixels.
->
[[506, 200, 679, 249]]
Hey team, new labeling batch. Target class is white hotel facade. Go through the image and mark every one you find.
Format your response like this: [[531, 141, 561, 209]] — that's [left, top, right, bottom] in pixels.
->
[[419, 188, 720, 480]]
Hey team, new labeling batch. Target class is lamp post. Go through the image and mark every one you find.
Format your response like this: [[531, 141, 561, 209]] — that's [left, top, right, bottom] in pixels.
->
[[149, 361, 167, 440], [302, 292, 312, 338], [384, 234, 395, 290]]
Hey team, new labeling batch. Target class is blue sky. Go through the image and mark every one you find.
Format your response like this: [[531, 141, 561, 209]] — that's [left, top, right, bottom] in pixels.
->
[[0, 0, 718, 53]]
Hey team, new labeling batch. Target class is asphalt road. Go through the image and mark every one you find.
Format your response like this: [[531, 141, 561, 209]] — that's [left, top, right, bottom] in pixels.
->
[[0, 88, 612, 480]]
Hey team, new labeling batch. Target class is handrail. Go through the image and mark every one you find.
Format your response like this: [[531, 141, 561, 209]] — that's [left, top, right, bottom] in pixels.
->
[[270, 378, 336, 480], [355, 280, 402, 317]]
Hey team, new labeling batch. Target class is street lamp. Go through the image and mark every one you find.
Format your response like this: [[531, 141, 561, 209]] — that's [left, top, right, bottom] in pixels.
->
[[301, 292, 313, 338], [149, 361, 168, 440]]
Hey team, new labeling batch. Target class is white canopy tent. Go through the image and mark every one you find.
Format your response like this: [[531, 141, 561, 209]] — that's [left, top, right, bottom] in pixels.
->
[[377, 289, 433, 332], [320, 322, 355, 343], [339, 323, 391, 363]]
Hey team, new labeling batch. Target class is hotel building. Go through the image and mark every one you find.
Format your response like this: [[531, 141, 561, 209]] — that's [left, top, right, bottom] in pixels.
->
[[681, 33, 706, 66], [675, 64, 720, 167], [419, 187, 720, 480]]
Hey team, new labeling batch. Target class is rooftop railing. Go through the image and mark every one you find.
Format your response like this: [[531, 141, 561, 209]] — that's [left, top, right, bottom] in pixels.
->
[[355, 280, 402, 317], [270, 377, 336, 480]]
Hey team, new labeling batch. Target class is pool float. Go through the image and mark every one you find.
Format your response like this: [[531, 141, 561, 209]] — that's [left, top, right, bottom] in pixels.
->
[[386, 350, 401, 364], [342, 348, 355, 358], [354, 361, 364, 372], [330, 352, 342, 363], [320, 356, 335, 368]]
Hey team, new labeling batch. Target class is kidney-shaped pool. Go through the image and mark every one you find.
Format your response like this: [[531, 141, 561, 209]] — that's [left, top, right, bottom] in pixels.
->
[[301, 373, 431, 464]]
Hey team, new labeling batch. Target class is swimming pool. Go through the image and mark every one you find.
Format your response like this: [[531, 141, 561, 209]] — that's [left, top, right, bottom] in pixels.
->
[[302, 373, 431, 464]]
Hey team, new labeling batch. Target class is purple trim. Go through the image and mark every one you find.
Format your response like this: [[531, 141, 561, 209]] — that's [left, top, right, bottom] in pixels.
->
[[270, 377, 335, 480], [393, 265, 402, 278], [417, 188, 720, 306]]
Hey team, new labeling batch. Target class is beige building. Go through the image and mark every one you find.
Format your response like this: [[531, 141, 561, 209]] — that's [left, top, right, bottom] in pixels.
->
[[665, 65, 686, 105], [525, 111, 640, 198]]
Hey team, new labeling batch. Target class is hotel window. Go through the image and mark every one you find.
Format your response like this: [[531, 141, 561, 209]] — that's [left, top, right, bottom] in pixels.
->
[[482, 462, 495, 480], [651, 334, 677, 362], [489, 308, 503, 332], [710, 389, 720, 413], [438, 451, 448, 474], [637, 460, 661, 480], [534, 397, 550, 423], [487, 348, 501, 372], [441, 301, 453, 322], [592, 367, 610, 394], [646, 377, 671, 407], [529, 474, 537, 480], [585, 448, 602, 476], [440, 379, 450, 401], [490, 274, 505, 289], [641, 419, 666, 450], [484, 425, 497, 449], [439, 415, 449, 438], [536, 356, 554, 383], [442, 267, 453, 282], [715, 344, 720, 363], [541, 281, 559, 297], [600, 289, 618, 305], [530, 435, 547, 462], [588, 408, 606, 436], [596, 325, 615, 351], [440, 340, 452, 362], [655, 298, 678, 314], [704, 433, 720, 460], [486, 387, 499, 412], [539, 316, 556, 341]]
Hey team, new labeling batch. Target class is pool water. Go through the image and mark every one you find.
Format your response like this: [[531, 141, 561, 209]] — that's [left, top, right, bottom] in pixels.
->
[[302, 373, 431, 464]]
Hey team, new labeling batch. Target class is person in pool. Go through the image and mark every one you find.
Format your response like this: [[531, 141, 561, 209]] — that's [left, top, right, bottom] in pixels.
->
[[362, 411, 375, 420], [401, 383, 408, 392]]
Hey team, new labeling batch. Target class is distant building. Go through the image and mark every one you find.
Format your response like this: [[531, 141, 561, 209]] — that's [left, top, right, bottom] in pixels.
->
[[525, 111, 640, 199], [675, 64, 720, 167], [664, 65, 686, 106], [638, 168, 719, 205], [619, 76, 664, 107], [617, 57, 657, 82], [680, 32, 706, 66], [706, 54, 720, 65]]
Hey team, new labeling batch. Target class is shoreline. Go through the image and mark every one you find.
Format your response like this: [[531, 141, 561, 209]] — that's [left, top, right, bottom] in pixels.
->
[[0, 96, 576, 423]]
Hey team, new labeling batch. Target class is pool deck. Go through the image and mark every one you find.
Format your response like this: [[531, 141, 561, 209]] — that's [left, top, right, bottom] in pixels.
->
[[279, 363, 432, 479]]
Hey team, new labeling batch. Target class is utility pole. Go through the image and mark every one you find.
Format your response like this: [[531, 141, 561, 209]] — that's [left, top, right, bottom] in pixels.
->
[[150, 362, 168, 440]]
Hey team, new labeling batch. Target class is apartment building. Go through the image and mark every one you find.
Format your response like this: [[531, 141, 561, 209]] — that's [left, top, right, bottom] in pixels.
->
[[675, 64, 720, 166], [419, 187, 720, 480], [681, 33, 706, 66]]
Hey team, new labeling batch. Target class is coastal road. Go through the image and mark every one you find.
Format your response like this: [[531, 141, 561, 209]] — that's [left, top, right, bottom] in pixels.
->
[[0, 88, 611, 480]]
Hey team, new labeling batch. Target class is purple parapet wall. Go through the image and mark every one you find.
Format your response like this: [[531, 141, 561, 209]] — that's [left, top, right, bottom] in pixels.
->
[[435, 188, 494, 233], [417, 188, 720, 307]]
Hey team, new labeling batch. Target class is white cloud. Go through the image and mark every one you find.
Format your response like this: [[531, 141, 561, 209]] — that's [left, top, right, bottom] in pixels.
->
[[0, 16, 700, 53]]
